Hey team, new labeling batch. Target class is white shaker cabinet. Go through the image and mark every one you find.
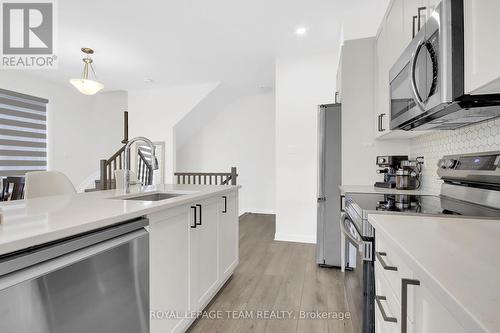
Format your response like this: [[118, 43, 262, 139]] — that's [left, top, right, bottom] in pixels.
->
[[408, 282, 466, 333], [149, 188, 240, 333], [189, 197, 220, 313], [464, 0, 500, 94], [374, 232, 466, 333], [374, 23, 390, 137], [150, 206, 191, 333], [218, 193, 239, 281]]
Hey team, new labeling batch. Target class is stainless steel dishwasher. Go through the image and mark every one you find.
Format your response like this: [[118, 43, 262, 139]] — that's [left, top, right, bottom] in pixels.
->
[[0, 218, 149, 333]]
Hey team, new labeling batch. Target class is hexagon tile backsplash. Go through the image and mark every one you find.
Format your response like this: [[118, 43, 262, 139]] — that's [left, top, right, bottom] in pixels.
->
[[410, 117, 500, 193]]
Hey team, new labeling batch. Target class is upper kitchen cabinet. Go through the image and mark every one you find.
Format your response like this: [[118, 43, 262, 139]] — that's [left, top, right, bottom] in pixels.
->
[[375, 23, 390, 137], [402, 0, 440, 46], [464, 0, 500, 94], [336, 52, 343, 103], [402, 0, 425, 43], [374, 1, 428, 139], [385, 0, 405, 71]]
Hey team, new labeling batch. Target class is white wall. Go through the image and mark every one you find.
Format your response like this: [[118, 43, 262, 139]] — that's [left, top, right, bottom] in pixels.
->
[[176, 89, 275, 215], [0, 71, 127, 188], [128, 82, 219, 182], [274, 52, 338, 244]]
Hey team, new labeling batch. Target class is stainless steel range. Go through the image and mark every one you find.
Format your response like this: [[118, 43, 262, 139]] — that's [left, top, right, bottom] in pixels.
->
[[341, 151, 500, 333]]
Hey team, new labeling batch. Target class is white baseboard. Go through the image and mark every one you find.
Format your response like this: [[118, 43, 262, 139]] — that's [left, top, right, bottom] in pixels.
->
[[274, 233, 316, 244]]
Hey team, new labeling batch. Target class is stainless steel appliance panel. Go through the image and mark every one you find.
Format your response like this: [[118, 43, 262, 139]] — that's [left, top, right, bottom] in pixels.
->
[[389, 0, 500, 130], [316, 104, 349, 267], [0, 228, 149, 333]]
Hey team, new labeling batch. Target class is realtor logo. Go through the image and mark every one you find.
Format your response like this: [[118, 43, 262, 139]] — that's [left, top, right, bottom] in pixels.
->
[[1, 0, 57, 68]]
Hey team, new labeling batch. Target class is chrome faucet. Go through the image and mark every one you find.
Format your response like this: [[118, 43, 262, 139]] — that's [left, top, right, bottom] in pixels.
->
[[123, 136, 159, 193]]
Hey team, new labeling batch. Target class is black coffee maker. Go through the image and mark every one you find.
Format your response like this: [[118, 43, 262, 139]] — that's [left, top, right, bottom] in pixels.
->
[[374, 155, 408, 188]]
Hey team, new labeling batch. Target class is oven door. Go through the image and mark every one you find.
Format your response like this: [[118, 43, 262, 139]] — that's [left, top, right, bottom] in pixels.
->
[[389, 2, 446, 130], [340, 213, 375, 333]]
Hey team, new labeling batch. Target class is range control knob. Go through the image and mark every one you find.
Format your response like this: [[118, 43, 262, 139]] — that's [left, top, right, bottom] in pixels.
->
[[444, 159, 457, 169], [437, 159, 446, 168]]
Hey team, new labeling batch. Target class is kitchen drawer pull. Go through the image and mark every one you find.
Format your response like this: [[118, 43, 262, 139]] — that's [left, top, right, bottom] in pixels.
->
[[402, 278, 420, 333], [380, 113, 386, 131], [222, 196, 228, 213], [375, 295, 397, 323], [375, 252, 398, 271], [196, 204, 202, 225], [412, 15, 417, 38], [190, 206, 197, 228]]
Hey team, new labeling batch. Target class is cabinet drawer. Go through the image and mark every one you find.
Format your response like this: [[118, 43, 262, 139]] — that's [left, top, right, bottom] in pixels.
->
[[375, 233, 415, 300], [375, 263, 401, 333]]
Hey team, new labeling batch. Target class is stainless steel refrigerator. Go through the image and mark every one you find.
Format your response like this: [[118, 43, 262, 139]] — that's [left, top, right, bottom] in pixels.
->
[[316, 104, 353, 268]]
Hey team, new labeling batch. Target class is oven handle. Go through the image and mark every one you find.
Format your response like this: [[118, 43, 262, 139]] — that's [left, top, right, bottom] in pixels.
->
[[340, 213, 363, 250], [410, 39, 427, 111]]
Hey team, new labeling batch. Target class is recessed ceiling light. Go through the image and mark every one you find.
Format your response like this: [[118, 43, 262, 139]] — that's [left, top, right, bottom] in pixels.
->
[[295, 27, 307, 36]]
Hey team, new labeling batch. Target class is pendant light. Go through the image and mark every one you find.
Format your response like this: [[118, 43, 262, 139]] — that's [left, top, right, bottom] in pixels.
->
[[69, 47, 104, 95]]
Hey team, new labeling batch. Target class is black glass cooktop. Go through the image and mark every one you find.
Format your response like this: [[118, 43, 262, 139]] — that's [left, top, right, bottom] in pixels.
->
[[346, 193, 500, 219]]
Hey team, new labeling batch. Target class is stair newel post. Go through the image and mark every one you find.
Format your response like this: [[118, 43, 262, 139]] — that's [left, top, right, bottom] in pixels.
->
[[230, 167, 237, 185], [121, 111, 129, 144], [100, 159, 108, 190]]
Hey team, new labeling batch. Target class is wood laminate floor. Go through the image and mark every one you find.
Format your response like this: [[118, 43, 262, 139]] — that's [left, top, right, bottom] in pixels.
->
[[187, 213, 355, 333]]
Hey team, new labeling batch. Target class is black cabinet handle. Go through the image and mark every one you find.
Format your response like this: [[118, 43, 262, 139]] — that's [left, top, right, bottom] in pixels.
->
[[222, 196, 227, 213], [417, 7, 427, 31], [340, 195, 345, 212], [375, 252, 398, 271], [375, 296, 397, 323], [377, 114, 381, 132], [412, 15, 418, 38], [380, 113, 386, 132], [196, 204, 202, 225], [401, 278, 420, 333], [190, 206, 197, 228]]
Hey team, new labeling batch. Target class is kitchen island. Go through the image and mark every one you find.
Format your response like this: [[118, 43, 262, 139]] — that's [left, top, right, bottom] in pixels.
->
[[369, 214, 500, 333], [0, 184, 240, 333]]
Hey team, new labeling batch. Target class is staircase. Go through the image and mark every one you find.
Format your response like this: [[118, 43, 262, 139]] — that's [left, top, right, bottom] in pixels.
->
[[87, 111, 239, 191], [86, 111, 154, 191]]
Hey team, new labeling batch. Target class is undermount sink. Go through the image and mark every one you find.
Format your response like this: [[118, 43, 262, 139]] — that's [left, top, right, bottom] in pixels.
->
[[123, 192, 186, 201]]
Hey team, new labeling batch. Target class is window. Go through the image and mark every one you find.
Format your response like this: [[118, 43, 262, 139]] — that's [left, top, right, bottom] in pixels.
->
[[0, 88, 48, 176]]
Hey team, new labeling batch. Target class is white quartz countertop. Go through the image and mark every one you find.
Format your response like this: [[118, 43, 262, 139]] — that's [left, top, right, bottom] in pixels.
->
[[0, 184, 239, 256], [368, 214, 500, 332], [339, 185, 437, 196]]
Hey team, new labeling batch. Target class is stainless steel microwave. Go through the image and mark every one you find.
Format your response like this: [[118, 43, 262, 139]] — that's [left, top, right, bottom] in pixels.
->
[[389, 0, 500, 131]]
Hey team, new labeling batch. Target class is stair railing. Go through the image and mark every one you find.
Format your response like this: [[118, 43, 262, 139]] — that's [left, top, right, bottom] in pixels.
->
[[137, 149, 154, 186], [98, 145, 153, 190], [174, 167, 238, 186]]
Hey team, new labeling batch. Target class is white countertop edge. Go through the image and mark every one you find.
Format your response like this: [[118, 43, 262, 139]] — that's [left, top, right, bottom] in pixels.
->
[[339, 185, 438, 196], [368, 214, 490, 333], [0, 185, 240, 256]]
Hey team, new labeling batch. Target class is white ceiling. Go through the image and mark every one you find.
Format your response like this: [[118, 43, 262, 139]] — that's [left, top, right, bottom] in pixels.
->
[[33, 0, 389, 91]]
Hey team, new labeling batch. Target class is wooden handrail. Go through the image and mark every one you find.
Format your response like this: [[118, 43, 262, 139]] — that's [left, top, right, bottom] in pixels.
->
[[174, 167, 238, 186]]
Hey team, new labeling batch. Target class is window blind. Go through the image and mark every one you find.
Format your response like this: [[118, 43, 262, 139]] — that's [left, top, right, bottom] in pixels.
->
[[0, 88, 48, 176]]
